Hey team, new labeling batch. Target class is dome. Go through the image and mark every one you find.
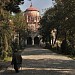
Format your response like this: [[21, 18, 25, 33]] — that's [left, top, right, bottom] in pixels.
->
[[24, 3, 40, 17], [25, 4, 39, 12], [26, 11, 40, 17], [26, 7, 39, 11]]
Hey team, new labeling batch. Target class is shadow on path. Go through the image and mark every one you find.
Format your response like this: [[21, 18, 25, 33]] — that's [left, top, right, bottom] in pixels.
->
[[1, 46, 75, 75]]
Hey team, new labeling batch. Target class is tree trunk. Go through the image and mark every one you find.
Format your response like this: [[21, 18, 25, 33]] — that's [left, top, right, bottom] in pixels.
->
[[3, 34, 9, 51]]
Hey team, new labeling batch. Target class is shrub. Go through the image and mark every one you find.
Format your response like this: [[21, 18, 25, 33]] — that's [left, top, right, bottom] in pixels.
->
[[1, 51, 8, 59], [7, 46, 12, 57]]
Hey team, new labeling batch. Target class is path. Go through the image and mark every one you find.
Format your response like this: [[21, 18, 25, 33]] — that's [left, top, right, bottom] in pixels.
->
[[0, 46, 75, 75]]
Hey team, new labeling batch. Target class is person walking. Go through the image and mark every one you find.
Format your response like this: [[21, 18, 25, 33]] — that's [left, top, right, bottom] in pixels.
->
[[11, 50, 22, 73]]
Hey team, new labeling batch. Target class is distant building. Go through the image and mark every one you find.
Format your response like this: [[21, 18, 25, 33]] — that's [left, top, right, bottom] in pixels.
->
[[24, 3, 41, 45]]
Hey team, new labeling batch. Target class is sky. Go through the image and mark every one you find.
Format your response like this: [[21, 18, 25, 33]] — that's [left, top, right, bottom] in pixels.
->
[[19, 0, 54, 14]]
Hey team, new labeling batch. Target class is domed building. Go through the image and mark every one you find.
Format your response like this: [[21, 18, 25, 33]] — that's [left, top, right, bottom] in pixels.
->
[[24, 3, 41, 45]]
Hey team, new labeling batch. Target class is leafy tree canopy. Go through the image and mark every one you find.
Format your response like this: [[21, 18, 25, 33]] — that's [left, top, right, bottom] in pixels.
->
[[0, 0, 24, 13]]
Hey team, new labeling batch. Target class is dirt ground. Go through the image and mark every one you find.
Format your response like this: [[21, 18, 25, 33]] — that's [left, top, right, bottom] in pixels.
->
[[0, 46, 75, 75]]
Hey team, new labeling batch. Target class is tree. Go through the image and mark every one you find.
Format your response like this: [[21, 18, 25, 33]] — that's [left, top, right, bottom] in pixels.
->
[[54, 0, 75, 50], [0, 0, 24, 58], [0, 0, 24, 21], [0, 19, 13, 58], [12, 12, 28, 49], [40, 0, 75, 54], [39, 7, 59, 45], [40, 0, 74, 46], [1, 0, 24, 13]]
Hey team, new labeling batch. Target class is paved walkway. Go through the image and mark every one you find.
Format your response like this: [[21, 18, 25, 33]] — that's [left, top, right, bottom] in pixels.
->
[[0, 46, 75, 75]]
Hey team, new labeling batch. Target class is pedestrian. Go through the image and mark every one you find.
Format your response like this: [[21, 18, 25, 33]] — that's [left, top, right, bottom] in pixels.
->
[[11, 50, 22, 73]]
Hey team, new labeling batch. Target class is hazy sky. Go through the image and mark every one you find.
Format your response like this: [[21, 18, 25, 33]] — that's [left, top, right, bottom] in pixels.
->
[[19, 0, 53, 14]]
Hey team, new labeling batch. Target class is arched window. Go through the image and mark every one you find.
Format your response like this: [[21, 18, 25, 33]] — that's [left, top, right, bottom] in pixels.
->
[[34, 37, 39, 45], [27, 37, 32, 45]]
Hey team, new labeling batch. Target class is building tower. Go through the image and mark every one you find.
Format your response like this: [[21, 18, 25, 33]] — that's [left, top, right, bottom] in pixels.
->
[[24, 3, 41, 45]]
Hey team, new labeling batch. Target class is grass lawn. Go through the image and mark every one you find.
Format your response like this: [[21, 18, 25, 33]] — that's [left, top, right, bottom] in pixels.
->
[[3, 57, 12, 62]]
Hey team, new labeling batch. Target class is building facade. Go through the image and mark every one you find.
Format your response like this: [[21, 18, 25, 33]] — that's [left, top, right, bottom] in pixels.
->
[[24, 4, 41, 45]]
